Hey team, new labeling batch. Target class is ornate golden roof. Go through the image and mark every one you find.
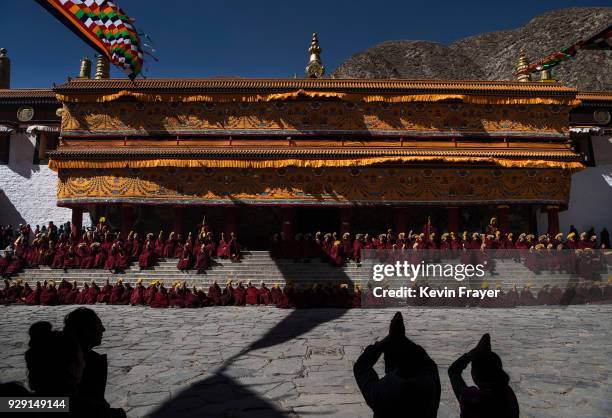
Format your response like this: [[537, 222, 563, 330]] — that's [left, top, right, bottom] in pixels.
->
[[54, 78, 577, 95]]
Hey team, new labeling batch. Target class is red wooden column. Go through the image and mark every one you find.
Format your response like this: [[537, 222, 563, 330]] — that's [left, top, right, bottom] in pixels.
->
[[281, 207, 294, 238], [446, 206, 459, 234], [121, 205, 135, 236], [393, 207, 408, 234], [71, 207, 83, 235], [497, 205, 510, 234], [224, 206, 237, 236], [173, 206, 184, 235], [546, 205, 560, 235], [340, 207, 352, 235]]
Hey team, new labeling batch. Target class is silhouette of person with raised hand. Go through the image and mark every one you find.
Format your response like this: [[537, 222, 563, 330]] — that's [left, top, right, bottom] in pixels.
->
[[448, 333, 519, 418], [354, 312, 441, 417], [64, 308, 126, 418]]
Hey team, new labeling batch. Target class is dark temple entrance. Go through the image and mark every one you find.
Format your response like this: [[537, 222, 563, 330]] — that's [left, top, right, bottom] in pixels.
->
[[296, 207, 340, 236]]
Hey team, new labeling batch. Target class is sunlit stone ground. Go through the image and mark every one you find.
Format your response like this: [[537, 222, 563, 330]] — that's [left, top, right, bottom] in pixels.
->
[[1, 305, 610, 418]]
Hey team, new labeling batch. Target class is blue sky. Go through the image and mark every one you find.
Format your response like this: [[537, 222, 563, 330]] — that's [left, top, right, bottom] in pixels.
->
[[1, 0, 609, 88]]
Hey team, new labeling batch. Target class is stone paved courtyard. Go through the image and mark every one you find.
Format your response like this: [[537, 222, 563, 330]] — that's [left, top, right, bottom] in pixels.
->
[[0, 305, 610, 418]]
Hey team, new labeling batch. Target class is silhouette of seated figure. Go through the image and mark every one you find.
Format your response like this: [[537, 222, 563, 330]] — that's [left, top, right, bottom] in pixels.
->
[[354, 312, 441, 418], [448, 333, 519, 418], [0, 321, 119, 417], [63, 308, 126, 418]]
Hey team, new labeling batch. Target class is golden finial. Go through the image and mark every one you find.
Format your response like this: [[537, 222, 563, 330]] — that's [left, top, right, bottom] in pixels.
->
[[78, 57, 91, 79], [305, 33, 325, 78], [515, 49, 531, 82], [94, 55, 110, 79]]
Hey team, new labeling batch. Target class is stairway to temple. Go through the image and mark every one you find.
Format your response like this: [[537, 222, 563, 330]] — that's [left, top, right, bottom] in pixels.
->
[[12, 251, 610, 290]]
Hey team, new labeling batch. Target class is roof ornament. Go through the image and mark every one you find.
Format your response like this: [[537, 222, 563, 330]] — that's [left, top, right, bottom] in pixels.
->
[[305, 33, 325, 78], [515, 49, 531, 82], [78, 57, 92, 79], [94, 55, 110, 80]]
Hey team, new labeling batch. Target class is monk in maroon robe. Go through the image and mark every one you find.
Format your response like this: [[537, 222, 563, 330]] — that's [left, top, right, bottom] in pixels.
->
[[84, 282, 99, 304], [96, 279, 112, 304], [245, 282, 259, 305], [130, 279, 146, 305], [154, 231, 166, 258], [194, 243, 211, 273], [75, 282, 88, 304], [57, 279, 73, 304], [270, 284, 283, 305], [109, 279, 126, 305], [164, 232, 177, 258], [25, 282, 42, 305], [217, 233, 230, 258], [183, 286, 202, 308], [176, 244, 193, 271], [138, 239, 156, 270], [4, 251, 24, 277], [144, 281, 158, 305], [63, 281, 79, 304], [150, 284, 170, 308], [258, 282, 271, 305], [233, 282, 247, 306], [221, 280, 234, 305], [0, 252, 10, 277], [40, 281, 59, 305], [207, 281, 222, 305]]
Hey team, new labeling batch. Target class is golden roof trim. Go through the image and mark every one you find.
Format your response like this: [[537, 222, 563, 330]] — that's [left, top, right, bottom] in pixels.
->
[[54, 78, 577, 95]]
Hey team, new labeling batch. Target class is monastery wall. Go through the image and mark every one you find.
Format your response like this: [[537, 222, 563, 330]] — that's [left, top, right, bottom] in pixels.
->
[[0, 130, 75, 228]]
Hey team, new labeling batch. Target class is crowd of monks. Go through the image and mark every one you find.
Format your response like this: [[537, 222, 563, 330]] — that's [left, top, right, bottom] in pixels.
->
[[1, 276, 611, 308], [0, 217, 609, 281]]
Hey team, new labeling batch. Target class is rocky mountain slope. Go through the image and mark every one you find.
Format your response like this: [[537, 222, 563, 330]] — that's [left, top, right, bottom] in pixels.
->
[[332, 8, 612, 91]]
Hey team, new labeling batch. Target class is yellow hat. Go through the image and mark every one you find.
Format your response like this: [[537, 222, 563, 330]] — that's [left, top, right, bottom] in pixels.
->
[[99, 217, 106, 223], [567, 232, 576, 239], [136, 278, 143, 284], [340, 283, 348, 289], [48, 280, 56, 286], [495, 282, 502, 289], [481, 281, 489, 289]]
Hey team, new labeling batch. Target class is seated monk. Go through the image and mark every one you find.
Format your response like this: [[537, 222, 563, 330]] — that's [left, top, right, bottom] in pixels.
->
[[130, 279, 146, 305], [104, 244, 118, 272], [84, 281, 99, 304], [138, 238, 156, 270], [221, 280, 234, 305], [229, 232, 241, 261], [176, 244, 193, 272], [57, 279, 73, 304], [245, 281, 259, 305], [258, 282, 271, 305], [217, 233, 230, 258], [150, 283, 170, 308], [164, 232, 177, 258], [184, 285, 202, 308], [144, 281, 159, 305], [0, 251, 10, 277], [62, 246, 79, 271], [109, 278, 126, 305], [25, 281, 42, 305], [131, 233, 142, 260], [63, 281, 79, 305], [270, 283, 283, 305], [96, 279, 112, 304], [194, 243, 211, 273], [40, 280, 59, 306], [352, 284, 362, 308], [206, 281, 220, 306], [113, 247, 130, 274], [80, 243, 96, 269], [519, 284, 537, 306], [233, 281, 246, 306], [75, 282, 88, 304]]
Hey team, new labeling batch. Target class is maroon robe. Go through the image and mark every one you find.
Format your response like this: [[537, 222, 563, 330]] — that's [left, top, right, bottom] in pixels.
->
[[150, 286, 170, 308], [258, 286, 271, 305], [176, 248, 193, 270], [130, 283, 146, 305], [246, 286, 259, 305], [25, 283, 42, 305], [40, 286, 59, 306], [207, 283, 221, 305]]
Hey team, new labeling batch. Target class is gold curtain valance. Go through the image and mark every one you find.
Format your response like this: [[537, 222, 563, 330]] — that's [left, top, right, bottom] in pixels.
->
[[48, 156, 585, 171], [55, 89, 581, 106]]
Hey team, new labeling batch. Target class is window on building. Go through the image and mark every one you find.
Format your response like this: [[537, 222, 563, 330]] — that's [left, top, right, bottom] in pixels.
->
[[33, 132, 59, 164], [0, 133, 10, 164]]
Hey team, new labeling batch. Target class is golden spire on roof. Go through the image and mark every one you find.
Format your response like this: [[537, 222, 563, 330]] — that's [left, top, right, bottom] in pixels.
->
[[515, 49, 531, 82], [78, 57, 92, 79], [305, 33, 325, 79], [94, 55, 110, 79]]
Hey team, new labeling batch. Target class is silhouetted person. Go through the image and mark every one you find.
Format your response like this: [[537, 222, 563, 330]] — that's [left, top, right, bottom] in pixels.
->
[[354, 312, 440, 417], [64, 308, 126, 418], [601, 228, 610, 249], [448, 333, 519, 418], [0, 321, 116, 417]]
